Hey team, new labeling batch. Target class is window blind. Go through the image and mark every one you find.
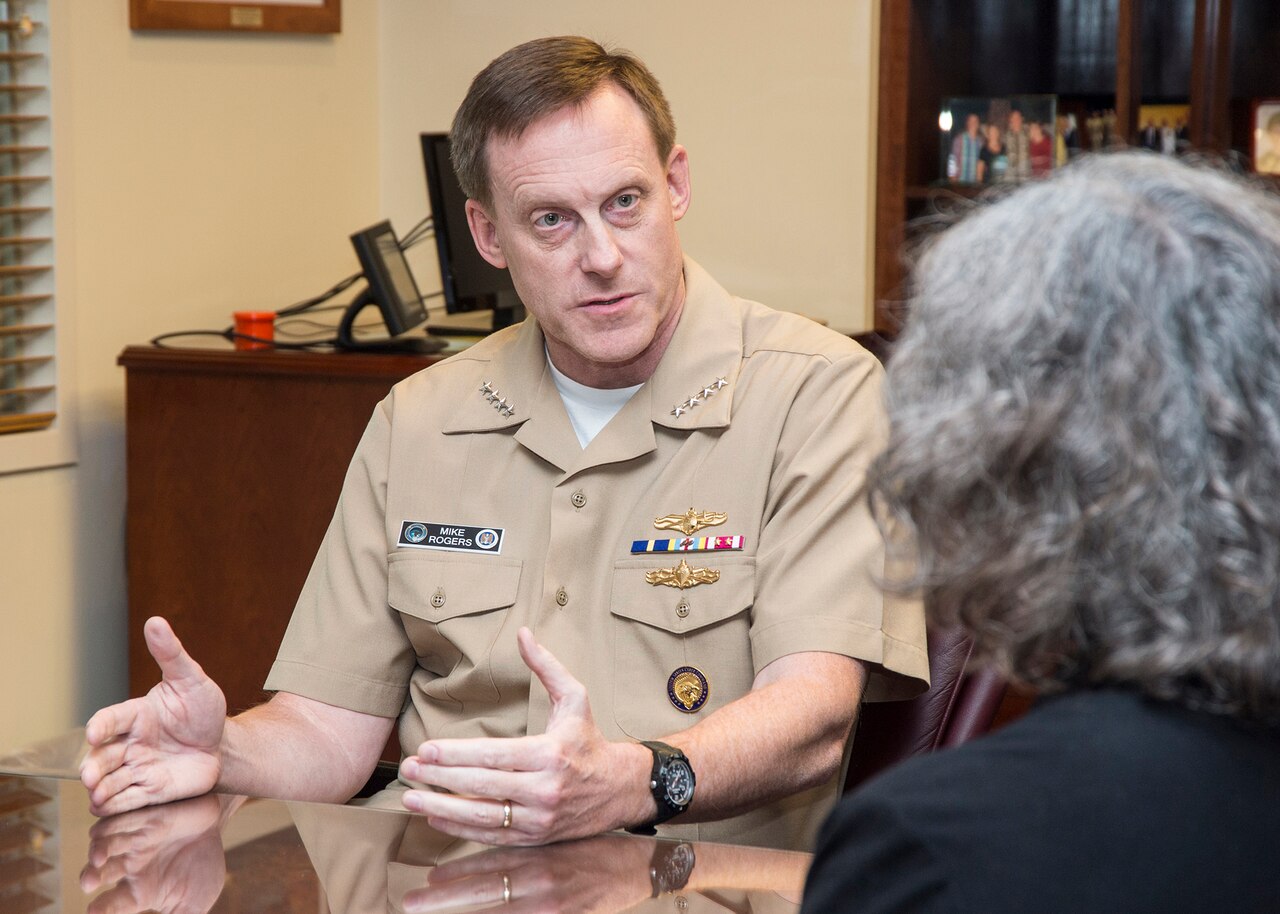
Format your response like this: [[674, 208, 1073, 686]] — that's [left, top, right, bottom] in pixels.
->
[[0, 0, 53, 436]]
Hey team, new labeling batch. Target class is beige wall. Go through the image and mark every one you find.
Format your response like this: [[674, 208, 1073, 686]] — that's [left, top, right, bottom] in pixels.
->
[[378, 1, 880, 334], [0, 1, 380, 750]]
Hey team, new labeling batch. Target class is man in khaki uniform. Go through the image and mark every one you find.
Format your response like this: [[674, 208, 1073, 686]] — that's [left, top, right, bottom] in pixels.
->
[[81, 36, 928, 850]]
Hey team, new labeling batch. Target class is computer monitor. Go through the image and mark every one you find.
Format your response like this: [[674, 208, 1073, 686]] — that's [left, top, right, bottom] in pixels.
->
[[420, 132, 525, 335], [338, 220, 446, 354]]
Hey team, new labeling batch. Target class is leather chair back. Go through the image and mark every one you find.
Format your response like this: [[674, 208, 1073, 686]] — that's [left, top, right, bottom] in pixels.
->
[[844, 625, 1008, 792]]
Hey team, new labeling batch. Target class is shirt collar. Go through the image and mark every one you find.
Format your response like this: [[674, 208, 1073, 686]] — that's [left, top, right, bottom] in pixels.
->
[[440, 318, 548, 435], [645, 256, 742, 432], [441, 255, 744, 437]]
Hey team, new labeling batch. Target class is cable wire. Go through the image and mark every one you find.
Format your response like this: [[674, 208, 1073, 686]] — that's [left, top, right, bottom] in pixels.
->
[[150, 214, 440, 350]]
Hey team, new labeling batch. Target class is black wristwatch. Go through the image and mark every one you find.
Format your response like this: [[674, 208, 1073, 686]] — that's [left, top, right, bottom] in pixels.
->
[[627, 741, 696, 835], [649, 841, 696, 897]]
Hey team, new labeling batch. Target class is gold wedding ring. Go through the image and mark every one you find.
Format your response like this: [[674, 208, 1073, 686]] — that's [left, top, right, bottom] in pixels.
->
[[501, 800, 512, 829], [502, 873, 512, 904]]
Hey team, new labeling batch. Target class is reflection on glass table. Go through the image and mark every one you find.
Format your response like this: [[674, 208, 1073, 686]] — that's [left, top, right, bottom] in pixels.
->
[[0, 731, 811, 914]]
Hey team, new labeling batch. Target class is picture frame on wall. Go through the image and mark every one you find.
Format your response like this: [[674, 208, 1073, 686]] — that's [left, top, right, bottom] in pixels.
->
[[129, 0, 341, 34], [939, 95, 1057, 186], [1252, 99, 1280, 175]]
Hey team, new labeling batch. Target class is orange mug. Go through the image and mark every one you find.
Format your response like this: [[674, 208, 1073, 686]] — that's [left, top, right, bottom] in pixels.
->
[[233, 311, 275, 350]]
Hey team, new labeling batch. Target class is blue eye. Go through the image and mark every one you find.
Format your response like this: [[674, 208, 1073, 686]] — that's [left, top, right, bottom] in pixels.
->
[[616, 193, 637, 208], [536, 213, 563, 228]]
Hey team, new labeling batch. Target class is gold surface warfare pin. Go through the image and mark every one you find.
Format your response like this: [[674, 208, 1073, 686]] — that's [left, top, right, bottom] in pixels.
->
[[645, 558, 720, 589], [653, 508, 728, 537]]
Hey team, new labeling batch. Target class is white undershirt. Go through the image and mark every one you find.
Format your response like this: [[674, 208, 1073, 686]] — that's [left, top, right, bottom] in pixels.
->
[[547, 355, 643, 448]]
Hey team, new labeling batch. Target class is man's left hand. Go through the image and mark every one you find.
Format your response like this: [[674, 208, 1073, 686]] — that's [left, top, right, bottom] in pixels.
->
[[79, 793, 231, 914], [399, 628, 649, 846]]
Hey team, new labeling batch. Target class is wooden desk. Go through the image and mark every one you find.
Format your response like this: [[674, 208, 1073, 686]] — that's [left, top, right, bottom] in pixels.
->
[[119, 345, 442, 717], [0, 732, 811, 913]]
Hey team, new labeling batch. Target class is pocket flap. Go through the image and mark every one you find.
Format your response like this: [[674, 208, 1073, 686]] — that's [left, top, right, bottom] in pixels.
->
[[388, 554, 523, 622], [610, 556, 755, 634]]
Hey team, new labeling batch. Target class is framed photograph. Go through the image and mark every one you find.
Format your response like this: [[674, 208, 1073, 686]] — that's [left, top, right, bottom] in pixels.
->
[[939, 95, 1057, 186], [1252, 99, 1280, 175], [1137, 103, 1190, 155], [130, 0, 341, 34]]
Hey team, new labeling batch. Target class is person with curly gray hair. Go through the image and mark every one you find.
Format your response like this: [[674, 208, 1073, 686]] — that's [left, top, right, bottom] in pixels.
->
[[802, 153, 1280, 912]]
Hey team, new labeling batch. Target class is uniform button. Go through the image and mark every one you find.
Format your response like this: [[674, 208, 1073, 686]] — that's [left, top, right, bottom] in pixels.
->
[[431, 588, 446, 608], [675, 599, 690, 619], [555, 587, 569, 607], [571, 489, 587, 508], [675, 897, 689, 911]]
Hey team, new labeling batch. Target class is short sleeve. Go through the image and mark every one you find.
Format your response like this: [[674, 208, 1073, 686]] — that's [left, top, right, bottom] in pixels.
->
[[749, 349, 929, 699], [264, 396, 415, 716]]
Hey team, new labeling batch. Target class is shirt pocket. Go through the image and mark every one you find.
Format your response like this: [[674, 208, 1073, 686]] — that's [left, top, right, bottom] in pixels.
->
[[388, 553, 523, 702], [609, 555, 756, 739]]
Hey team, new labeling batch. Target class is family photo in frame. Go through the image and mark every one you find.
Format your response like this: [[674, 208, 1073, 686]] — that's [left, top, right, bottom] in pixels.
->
[[941, 95, 1059, 186], [1253, 99, 1280, 175]]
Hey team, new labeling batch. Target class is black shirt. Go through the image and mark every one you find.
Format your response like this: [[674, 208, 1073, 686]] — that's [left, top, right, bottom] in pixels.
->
[[802, 689, 1280, 913]]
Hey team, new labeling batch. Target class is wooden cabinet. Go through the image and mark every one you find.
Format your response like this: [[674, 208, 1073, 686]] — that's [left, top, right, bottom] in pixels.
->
[[119, 346, 440, 716], [874, 0, 1280, 329]]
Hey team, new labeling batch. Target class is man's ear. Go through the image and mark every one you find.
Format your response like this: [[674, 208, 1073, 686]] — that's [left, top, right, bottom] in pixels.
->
[[666, 145, 692, 222], [465, 199, 508, 269]]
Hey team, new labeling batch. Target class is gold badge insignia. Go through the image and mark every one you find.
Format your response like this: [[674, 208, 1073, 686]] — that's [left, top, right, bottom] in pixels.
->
[[646, 558, 720, 590], [653, 508, 728, 537], [668, 666, 710, 712]]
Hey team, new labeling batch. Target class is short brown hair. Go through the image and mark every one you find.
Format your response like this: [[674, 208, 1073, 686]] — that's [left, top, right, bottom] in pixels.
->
[[450, 36, 676, 207]]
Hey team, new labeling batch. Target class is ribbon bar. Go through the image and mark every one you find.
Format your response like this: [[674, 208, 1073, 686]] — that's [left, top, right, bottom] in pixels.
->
[[631, 535, 745, 554]]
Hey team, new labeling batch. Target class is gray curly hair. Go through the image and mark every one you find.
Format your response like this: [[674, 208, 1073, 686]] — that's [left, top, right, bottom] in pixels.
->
[[874, 153, 1280, 723]]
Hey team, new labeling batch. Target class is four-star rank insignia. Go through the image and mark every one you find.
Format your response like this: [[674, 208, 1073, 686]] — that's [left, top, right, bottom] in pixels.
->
[[671, 377, 728, 419], [478, 380, 515, 418], [668, 666, 710, 713]]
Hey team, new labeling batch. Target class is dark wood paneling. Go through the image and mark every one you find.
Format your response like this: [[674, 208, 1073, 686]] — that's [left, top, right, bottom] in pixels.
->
[[1055, 0, 1120, 95], [1190, 0, 1234, 151], [875, 0, 913, 331], [1230, 0, 1280, 97], [120, 346, 439, 728], [1116, 0, 1143, 143], [1139, 0, 1196, 100]]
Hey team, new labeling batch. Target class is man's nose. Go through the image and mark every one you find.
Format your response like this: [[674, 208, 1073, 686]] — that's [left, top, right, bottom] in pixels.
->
[[578, 219, 623, 276]]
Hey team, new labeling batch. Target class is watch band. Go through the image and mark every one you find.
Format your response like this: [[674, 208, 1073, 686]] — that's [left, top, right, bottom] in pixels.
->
[[627, 740, 696, 835]]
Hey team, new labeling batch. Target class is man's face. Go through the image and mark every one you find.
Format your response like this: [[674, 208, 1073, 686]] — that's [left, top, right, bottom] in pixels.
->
[[1009, 111, 1023, 133], [966, 114, 980, 135], [465, 83, 691, 388]]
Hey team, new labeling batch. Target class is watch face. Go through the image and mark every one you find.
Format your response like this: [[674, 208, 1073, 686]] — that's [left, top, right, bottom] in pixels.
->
[[657, 842, 697, 888], [663, 759, 696, 807]]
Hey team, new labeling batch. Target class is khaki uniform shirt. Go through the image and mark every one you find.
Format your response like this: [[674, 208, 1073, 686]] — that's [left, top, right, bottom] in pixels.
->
[[266, 258, 929, 850]]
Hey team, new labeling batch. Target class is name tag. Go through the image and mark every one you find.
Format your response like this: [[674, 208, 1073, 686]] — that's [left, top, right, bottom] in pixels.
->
[[398, 521, 504, 555]]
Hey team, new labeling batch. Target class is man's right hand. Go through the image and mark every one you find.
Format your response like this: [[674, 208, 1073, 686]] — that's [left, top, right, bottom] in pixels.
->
[[80, 616, 227, 816]]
